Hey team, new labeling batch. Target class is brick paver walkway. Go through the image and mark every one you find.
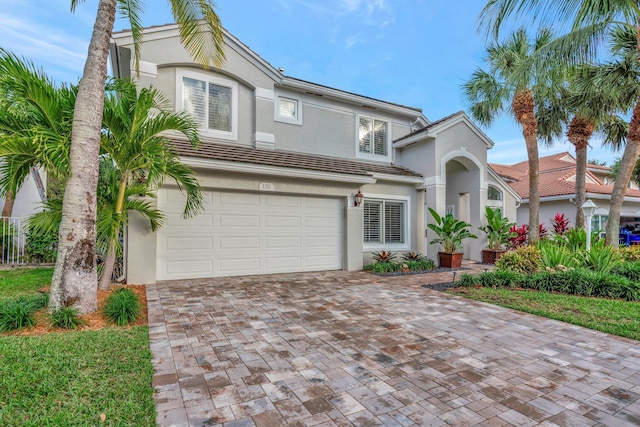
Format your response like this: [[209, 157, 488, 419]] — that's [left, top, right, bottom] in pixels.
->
[[147, 263, 640, 426]]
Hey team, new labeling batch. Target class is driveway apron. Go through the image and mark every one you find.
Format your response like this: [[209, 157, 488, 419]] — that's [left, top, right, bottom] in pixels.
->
[[146, 267, 640, 427]]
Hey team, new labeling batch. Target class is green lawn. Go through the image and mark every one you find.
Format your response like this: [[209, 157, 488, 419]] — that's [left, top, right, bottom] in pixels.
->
[[448, 287, 640, 340], [0, 267, 53, 302], [0, 268, 156, 426]]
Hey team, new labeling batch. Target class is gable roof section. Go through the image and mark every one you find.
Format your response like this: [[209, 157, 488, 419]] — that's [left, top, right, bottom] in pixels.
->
[[170, 140, 423, 181], [490, 151, 640, 199], [393, 111, 494, 148]]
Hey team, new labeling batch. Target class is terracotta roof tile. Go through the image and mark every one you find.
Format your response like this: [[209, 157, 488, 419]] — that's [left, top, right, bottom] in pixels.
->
[[171, 140, 423, 178], [491, 152, 640, 199]]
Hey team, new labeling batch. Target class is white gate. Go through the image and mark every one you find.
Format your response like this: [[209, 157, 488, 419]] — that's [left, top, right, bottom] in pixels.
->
[[0, 217, 25, 265]]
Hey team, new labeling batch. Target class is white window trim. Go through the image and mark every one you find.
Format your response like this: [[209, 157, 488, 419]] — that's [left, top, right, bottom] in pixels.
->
[[274, 96, 302, 125], [488, 185, 503, 201], [355, 114, 391, 161], [175, 68, 238, 141], [363, 193, 410, 251]]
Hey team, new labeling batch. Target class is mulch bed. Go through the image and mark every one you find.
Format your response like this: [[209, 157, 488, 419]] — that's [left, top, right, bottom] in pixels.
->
[[5, 284, 148, 336]]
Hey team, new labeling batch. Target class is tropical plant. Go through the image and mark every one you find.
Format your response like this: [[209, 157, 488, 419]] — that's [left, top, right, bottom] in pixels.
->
[[49, 0, 225, 314], [371, 250, 397, 263], [551, 213, 570, 236], [0, 49, 74, 215], [508, 224, 528, 248], [479, 207, 516, 250], [402, 251, 426, 261], [479, 0, 640, 247], [427, 208, 477, 253], [96, 79, 202, 290], [463, 27, 558, 244], [0, 295, 46, 332], [537, 240, 578, 270], [103, 288, 141, 326], [24, 222, 58, 263], [580, 245, 622, 274]]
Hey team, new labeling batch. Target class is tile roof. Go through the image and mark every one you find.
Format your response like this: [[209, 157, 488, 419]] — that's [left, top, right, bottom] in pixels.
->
[[171, 140, 423, 179], [490, 152, 640, 199]]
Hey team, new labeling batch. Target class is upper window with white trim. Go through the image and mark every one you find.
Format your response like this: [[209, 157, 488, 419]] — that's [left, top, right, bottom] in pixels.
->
[[358, 115, 389, 159], [488, 185, 502, 201], [275, 96, 302, 125], [363, 199, 407, 246], [176, 69, 238, 140]]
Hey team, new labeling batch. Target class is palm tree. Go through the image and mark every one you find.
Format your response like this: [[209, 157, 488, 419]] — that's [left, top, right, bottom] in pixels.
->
[[97, 79, 203, 290], [0, 49, 74, 215], [479, 0, 640, 246], [537, 62, 629, 228], [53, 1, 225, 313], [463, 27, 556, 244]]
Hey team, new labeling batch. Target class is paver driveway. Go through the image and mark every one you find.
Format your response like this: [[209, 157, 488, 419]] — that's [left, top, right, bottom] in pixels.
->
[[147, 268, 640, 427]]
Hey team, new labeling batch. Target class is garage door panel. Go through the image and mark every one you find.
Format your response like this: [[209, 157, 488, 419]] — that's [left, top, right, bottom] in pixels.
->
[[157, 190, 342, 280], [219, 258, 260, 273], [266, 215, 302, 227], [219, 236, 260, 249], [166, 259, 213, 276], [166, 237, 212, 250], [219, 214, 260, 228], [265, 236, 302, 248]]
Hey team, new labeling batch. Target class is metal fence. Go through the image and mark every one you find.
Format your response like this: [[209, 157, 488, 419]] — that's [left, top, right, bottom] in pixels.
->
[[0, 217, 26, 265]]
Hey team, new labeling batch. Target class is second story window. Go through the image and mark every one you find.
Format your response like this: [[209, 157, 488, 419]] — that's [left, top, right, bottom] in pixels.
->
[[488, 185, 502, 201], [177, 69, 238, 140], [275, 96, 302, 125], [358, 116, 388, 157]]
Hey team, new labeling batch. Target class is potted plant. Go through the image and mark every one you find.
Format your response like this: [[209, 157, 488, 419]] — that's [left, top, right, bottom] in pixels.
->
[[427, 208, 477, 268], [478, 207, 516, 264]]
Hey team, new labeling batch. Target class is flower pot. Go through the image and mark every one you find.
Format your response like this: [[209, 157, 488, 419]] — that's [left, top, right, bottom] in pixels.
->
[[482, 249, 506, 265], [438, 251, 463, 268]]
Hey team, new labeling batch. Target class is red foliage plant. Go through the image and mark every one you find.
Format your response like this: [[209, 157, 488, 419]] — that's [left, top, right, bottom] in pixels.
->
[[552, 213, 570, 236], [508, 223, 548, 248]]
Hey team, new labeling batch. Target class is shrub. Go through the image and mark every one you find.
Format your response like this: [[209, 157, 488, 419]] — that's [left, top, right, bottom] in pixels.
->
[[611, 262, 640, 282], [457, 273, 480, 287], [371, 250, 397, 263], [551, 213, 570, 236], [25, 222, 59, 263], [405, 259, 435, 271], [366, 262, 401, 274], [50, 307, 85, 330], [0, 299, 37, 332], [103, 288, 141, 326], [618, 246, 640, 262], [495, 246, 543, 275]]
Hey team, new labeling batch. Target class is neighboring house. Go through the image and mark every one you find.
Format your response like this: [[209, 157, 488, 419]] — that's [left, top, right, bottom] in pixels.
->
[[0, 167, 46, 219], [112, 24, 519, 283], [491, 152, 640, 233]]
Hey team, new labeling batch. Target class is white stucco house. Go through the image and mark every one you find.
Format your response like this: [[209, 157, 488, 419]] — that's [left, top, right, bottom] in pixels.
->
[[111, 24, 519, 284]]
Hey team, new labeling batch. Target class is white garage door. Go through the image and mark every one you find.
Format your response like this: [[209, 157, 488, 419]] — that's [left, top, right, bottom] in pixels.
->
[[156, 189, 343, 280]]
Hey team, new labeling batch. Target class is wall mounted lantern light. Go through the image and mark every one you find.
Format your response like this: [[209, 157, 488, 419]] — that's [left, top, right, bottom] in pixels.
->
[[354, 190, 364, 207]]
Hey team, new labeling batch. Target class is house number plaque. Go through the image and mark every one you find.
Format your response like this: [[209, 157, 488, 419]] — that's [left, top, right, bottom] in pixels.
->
[[259, 183, 275, 191]]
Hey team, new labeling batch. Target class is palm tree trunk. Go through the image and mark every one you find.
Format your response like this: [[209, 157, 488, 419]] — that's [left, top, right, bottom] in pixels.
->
[[574, 143, 588, 228], [567, 116, 595, 229], [605, 100, 640, 246], [98, 240, 117, 291], [98, 178, 127, 291], [1, 191, 15, 218], [513, 90, 540, 243], [48, 0, 117, 314]]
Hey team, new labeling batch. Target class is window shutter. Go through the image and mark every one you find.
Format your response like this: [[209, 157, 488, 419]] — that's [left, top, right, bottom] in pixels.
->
[[363, 201, 382, 243], [209, 84, 232, 132], [359, 116, 372, 153], [183, 77, 207, 128], [384, 202, 404, 243], [373, 120, 387, 155]]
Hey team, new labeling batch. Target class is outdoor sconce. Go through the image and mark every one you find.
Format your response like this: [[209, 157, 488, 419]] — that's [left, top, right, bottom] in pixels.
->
[[354, 190, 364, 207]]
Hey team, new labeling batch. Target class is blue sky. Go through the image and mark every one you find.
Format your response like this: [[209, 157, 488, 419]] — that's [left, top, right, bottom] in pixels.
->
[[0, 0, 622, 165]]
